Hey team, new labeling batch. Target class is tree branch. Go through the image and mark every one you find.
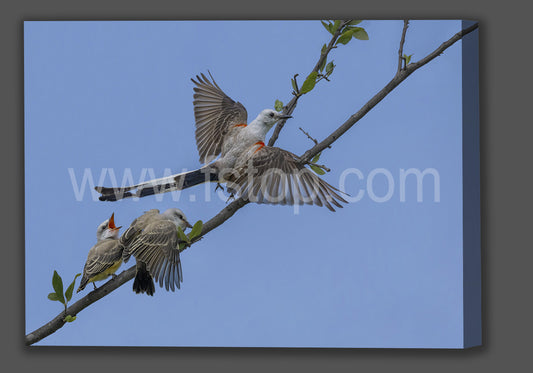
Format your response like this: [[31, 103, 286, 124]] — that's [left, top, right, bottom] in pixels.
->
[[25, 266, 137, 345], [25, 20, 354, 346], [299, 22, 479, 164], [267, 20, 351, 147], [199, 197, 250, 236], [397, 20, 409, 73], [25, 21, 478, 346], [25, 198, 250, 346]]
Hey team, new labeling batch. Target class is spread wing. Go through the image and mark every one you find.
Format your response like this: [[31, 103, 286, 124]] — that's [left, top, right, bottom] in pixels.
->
[[120, 209, 160, 257], [229, 146, 348, 212], [78, 240, 123, 290], [192, 72, 248, 164], [126, 220, 182, 291]]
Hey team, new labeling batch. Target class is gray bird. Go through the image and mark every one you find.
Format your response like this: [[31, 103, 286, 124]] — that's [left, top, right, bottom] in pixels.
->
[[120, 208, 192, 295], [77, 213, 123, 293]]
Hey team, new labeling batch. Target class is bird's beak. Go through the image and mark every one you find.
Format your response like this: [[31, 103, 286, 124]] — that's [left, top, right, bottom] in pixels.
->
[[108, 213, 122, 230], [279, 114, 292, 119], [184, 220, 193, 229]]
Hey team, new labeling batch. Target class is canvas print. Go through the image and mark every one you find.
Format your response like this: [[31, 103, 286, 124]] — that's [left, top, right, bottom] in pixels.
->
[[24, 20, 481, 348]]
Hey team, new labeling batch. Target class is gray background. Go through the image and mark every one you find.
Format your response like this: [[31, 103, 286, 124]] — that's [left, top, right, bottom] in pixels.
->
[[3, 0, 529, 371]]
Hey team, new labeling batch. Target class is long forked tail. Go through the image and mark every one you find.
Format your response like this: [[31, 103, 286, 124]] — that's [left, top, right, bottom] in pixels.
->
[[95, 166, 218, 201]]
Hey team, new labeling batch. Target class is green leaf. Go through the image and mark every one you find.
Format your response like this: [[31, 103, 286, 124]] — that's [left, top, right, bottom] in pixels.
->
[[64, 315, 77, 323], [311, 152, 321, 163], [274, 99, 283, 112], [65, 273, 81, 303], [300, 71, 318, 94], [321, 21, 334, 35], [347, 20, 363, 26], [403, 54, 413, 65], [321, 43, 327, 55], [336, 31, 353, 45], [178, 242, 187, 252], [48, 292, 62, 302], [177, 226, 189, 243], [325, 61, 335, 76], [309, 164, 326, 175], [336, 27, 356, 45], [318, 58, 327, 73], [52, 271, 65, 305], [188, 220, 203, 241], [291, 78, 297, 92], [332, 20, 341, 34], [353, 28, 369, 40], [337, 27, 368, 44]]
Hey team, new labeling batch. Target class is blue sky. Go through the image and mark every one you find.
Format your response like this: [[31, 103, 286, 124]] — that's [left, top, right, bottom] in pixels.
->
[[25, 20, 465, 347]]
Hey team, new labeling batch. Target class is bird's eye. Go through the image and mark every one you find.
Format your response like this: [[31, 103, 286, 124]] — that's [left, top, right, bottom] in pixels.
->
[[269, 112, 274, 118]]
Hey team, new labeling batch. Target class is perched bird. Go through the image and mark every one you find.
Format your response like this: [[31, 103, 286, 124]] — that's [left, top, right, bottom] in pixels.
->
[[77, 213, 123, 293], [96, 72, 347, 211], [120, 208, 193, 295]]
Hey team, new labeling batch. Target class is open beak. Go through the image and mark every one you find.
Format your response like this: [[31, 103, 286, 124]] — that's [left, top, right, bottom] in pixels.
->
[[108, 213, 122, 231]]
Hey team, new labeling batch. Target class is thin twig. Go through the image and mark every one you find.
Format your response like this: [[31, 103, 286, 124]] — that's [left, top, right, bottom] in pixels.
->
[[316, 74, 330, 83], [397, 20, 409, 73], [299, 127, 318, 145], [299, 127, 332, 149], [291, 74, 300, 95]]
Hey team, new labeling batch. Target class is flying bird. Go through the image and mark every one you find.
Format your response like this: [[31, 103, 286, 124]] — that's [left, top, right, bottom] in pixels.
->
[[77, 213, 123, 293], [120, 208, 193, 295], [96, 73, 347, 211]]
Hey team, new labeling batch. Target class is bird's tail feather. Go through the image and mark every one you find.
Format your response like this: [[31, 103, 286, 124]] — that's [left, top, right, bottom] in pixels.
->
[[133, 262, 155, 296], [95, 166, 218, 201], [76, 276, 89, 293]]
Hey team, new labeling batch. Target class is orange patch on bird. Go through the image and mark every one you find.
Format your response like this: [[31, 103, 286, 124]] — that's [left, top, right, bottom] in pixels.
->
[[233, 123, 247, 127], [254, 141, 265, 153]]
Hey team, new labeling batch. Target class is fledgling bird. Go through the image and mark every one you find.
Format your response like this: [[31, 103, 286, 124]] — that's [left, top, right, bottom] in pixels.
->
[[77, 213, 123, 293], [96, 72, 347, 211], [120, 208, 193, 295]]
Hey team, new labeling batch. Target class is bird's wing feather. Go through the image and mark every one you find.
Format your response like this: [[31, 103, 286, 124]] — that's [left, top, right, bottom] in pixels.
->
[[82, 240, 123, 279], [120, 209, 160, 251], [126, 220, 182, 291], [191, 73, 248, 164], [230, 146, 348, 212]]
